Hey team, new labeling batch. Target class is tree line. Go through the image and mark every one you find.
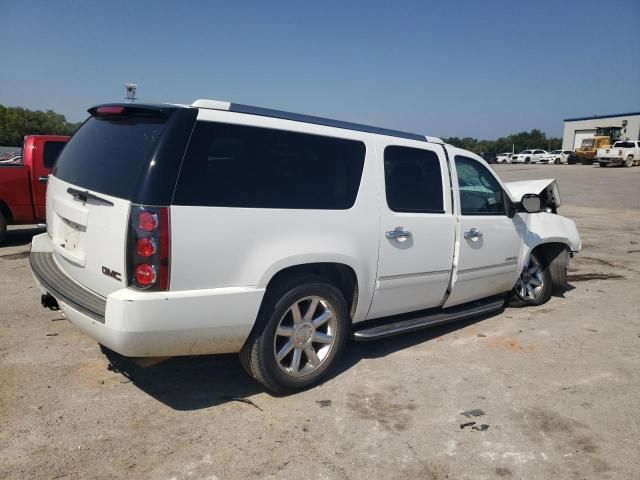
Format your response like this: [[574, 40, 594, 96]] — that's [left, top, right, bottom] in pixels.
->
[[443, 129, 562, 157], [0, 104, 81, 146]]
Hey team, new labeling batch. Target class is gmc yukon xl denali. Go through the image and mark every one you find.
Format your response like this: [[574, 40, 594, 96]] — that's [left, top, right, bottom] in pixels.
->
[[30, 100, 581, 393]]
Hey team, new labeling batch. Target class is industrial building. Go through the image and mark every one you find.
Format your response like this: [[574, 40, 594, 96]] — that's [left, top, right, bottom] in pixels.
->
[[562, 111, 640, 151]]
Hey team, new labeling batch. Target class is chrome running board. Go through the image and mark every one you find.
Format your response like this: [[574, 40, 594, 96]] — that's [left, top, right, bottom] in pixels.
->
[[352, 298, 505, 341]]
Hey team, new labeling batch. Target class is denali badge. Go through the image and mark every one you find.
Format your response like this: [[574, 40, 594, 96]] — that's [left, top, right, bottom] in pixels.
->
[[101, 266, 122, 282]]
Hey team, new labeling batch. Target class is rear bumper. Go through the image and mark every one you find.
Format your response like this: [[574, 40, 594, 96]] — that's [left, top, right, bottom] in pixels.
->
[[596, 157, 622, 165], [30, 234, 264, 357]]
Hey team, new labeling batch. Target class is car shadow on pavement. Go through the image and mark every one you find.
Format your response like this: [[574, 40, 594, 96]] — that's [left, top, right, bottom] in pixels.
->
[[2, 227, 44, 247], [102, 313, 495, 411]]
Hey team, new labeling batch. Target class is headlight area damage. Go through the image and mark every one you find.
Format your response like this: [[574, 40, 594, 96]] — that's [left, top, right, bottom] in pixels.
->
[[505, 178, 561, 213]]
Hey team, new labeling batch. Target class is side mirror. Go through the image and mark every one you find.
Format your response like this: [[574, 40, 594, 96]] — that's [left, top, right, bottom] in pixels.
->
[[521, 193, 542, 213]]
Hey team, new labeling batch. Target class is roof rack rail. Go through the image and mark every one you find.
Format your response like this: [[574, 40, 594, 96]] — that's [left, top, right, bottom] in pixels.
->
[[191, 98, 431, 143]]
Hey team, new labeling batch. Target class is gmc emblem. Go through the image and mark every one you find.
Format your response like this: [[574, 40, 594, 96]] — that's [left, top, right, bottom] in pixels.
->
[[101, 266, 122, 282]]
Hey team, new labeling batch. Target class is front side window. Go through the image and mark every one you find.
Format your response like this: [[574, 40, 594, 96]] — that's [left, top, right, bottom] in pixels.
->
[[383, 146, 444, 213], [455, 156, 506, 215], [173, 122, 366, 209]]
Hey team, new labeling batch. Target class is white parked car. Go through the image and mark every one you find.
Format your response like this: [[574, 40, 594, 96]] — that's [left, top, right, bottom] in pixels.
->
[[495, 152, 513, 163], [541, 150, 574, 164], [30, 99, 581, 393], [596, 141, 640, 167], [511, 149, 548, 164]]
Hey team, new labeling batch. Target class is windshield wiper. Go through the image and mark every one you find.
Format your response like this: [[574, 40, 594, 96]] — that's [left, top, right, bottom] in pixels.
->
[[67, 187, 114, 206]]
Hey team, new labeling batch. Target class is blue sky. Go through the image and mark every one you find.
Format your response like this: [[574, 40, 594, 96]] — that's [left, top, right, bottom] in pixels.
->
[[1, 0, 639, 139]]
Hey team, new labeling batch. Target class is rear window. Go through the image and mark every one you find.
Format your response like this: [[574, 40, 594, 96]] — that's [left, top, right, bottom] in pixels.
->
[[52, 116, 166, 199], [43, 141, 66, 168], [173, 122, 366, 209]]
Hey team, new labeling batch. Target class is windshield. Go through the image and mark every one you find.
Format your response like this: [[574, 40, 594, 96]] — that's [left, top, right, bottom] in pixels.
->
[[519, 150, 532, 154], [550, 150, 562, 154], [53, 116, 167, 199], [581, 139, 594, 148]]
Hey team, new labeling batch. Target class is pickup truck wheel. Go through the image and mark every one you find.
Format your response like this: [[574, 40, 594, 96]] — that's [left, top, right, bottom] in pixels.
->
[[598, 162, 607, 167], [239, 275, 349, 394], [0, 211, 7, 243], [625, 156, 634, 168], [509, 253, 552, 307]]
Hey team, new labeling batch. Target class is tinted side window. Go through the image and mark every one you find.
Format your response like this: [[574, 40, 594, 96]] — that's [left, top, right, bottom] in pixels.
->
[[455, 156, 506, 215], [43, 141, 66, 168], [384, 146, 444, 213], [173, 122, 366, 209]]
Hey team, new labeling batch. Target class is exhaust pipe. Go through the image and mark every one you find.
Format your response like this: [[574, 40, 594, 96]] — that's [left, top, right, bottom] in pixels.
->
[[41, 293, 60, 311]]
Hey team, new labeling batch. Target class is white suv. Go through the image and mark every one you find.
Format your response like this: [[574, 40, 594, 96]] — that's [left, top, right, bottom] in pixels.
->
[[30, 99, 581, 393]]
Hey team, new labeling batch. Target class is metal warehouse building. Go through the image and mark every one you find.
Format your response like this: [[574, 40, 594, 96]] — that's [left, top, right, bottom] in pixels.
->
[[562, 111, 640, 151]]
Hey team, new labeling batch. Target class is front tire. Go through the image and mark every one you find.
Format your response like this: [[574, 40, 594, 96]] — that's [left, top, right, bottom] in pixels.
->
[[625, 155, 634, 168], [599, 162, 607, 167], [240, 275, 349, 394], [525, 157, 531, 164], [509, 252, 552, 307]]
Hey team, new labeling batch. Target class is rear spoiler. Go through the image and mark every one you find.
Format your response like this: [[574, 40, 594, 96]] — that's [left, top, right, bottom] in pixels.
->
[[88, 103, 178, 118]]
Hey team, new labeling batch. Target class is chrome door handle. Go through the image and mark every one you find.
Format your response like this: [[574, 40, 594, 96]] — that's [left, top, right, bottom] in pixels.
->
[[464, 228, 483, 239], [38, 176, 48, 184], [386, 228, 412, 240]]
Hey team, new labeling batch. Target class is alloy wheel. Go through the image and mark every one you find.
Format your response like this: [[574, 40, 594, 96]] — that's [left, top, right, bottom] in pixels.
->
[[273, 296, 337, 377], [516, 256, 544, 300]]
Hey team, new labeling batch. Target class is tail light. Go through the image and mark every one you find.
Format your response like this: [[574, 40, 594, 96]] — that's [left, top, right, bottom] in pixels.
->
[[127, 205, 170, 290]]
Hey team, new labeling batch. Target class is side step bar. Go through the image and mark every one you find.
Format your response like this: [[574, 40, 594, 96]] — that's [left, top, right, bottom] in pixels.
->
[[352, 299, 505, 341]]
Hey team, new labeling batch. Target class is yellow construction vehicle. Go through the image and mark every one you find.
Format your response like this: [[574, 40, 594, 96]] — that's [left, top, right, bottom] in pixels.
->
[[575, 126, 622, 165]]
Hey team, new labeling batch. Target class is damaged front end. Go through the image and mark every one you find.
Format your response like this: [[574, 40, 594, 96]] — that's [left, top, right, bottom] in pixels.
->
[[505, 179, 561, 213]]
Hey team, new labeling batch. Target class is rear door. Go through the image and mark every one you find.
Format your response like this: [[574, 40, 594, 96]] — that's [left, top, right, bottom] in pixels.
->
[[367, 141, 455, 319], [444, 153, 523, 308], [48, 109, 171, 297]]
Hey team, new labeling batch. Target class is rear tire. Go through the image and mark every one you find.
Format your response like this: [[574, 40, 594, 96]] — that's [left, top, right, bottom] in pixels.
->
[[0, 211, 6, 244], [240, 275, 349, 394], [509, 252, 552, 307], [598, 162, 607, 167]]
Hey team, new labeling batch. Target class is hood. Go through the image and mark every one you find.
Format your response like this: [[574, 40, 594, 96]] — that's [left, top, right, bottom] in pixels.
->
[[505, 178, 561, 209]]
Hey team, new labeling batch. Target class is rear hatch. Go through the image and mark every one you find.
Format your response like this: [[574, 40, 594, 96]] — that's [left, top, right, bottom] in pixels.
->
[[47, 104, 193, 297]]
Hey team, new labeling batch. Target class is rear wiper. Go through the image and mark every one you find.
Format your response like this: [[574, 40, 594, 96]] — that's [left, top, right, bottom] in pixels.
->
[[67, 187, 114, 206]]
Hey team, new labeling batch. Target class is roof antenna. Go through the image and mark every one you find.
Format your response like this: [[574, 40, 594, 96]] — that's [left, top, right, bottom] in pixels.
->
[[124, 83, 138, 103]]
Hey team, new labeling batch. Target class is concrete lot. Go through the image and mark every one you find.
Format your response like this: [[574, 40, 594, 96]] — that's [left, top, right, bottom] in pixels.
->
[[1, 164, 639, 479]]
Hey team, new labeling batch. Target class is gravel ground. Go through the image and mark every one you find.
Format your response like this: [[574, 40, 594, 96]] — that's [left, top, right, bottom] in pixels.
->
[[1, 164, 639, 480]]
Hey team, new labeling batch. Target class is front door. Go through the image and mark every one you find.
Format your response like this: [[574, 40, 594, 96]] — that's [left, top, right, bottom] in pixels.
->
[[445, 154, 523, 308], [367, 141, 455, 319]]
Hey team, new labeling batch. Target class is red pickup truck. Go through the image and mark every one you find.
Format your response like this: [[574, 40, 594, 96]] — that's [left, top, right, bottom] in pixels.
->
[[0, 135, 69, 242]]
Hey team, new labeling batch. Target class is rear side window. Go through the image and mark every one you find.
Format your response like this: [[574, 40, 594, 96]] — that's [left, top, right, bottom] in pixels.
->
[[173, 122, 366, 209], [384, 146, 444, 213], [53, 116, 166, 199], [43, 141, 66, 168]]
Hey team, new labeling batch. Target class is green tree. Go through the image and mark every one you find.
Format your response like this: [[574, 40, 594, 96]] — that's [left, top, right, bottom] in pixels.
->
[[0, 104, 81, 146], [443, 129, 563, 157]]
